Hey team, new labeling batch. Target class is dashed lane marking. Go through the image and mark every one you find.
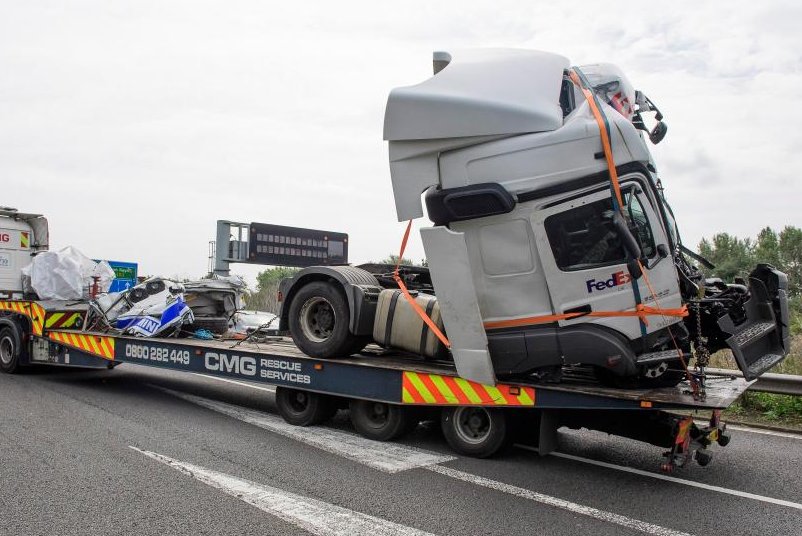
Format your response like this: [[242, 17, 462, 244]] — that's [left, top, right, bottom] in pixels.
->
[[130, 447, 436, 536], [156, 388, 697, 535], [725, 424, 802, 440], [517, 447, 802, 511], [155, 386, 455, 473], [426, 465, 694, 536]]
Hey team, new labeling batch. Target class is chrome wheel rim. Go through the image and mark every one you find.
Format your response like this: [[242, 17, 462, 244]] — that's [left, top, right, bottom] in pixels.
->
[[454, 407, 492, 445], [299, 297, 335, 343], [0, 335, 14, 365]]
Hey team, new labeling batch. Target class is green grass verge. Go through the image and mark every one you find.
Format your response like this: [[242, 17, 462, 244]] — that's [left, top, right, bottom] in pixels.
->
[[707, 335, 801, 430]]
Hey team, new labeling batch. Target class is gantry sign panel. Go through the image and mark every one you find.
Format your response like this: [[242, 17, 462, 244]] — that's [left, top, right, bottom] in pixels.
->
[[248, 223, 348, 267]]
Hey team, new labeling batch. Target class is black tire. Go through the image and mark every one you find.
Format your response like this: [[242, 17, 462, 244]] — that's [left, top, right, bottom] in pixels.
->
[[0, 325, 24, 374], [349, 399, 415, 441], [694, 448, 712, 467], [441, 406, 509, 458], [288, 281, 356, 358], [275, 387, 337, 426]]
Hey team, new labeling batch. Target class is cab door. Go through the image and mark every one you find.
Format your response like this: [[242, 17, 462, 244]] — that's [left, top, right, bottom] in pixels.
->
[[531, 181, 682, 341]]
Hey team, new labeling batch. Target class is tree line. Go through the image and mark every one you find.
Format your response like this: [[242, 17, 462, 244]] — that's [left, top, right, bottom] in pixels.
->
[[698, 226, 801, 333], [698, 226, 802, 296]]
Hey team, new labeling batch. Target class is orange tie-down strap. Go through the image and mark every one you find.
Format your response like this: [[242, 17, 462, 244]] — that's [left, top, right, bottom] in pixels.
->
[[391, 223, 686, 338], [483, 304, 688, 331], [48, 331, 116, 361], [568, 69, 626, 211], [394, 220, 451, 348]]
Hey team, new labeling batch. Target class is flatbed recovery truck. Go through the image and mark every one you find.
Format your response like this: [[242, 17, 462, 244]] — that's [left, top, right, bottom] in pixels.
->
[[1, 49, 784, 473], [1, 297, 741, 471]]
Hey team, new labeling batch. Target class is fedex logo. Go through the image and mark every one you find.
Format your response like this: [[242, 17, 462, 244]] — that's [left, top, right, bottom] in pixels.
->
[[586, 271, 631, 293]]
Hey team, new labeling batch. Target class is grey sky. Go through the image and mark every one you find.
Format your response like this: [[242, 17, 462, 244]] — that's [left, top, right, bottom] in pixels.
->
[[2, 1, 800, 286]]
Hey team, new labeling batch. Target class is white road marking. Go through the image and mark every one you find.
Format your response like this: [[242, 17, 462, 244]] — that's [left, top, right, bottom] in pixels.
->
[[193, 374, 277, 393], [156, 387, 455, 473], [725, 424, 802, 440], [533, 449, 802, 511], [130, 447, 435, 536], [426, 465, 693, 536], [154, 388, 708, 534]]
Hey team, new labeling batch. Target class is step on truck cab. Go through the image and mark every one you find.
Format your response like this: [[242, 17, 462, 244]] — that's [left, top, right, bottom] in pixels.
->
[[279, 49, 789, 388]]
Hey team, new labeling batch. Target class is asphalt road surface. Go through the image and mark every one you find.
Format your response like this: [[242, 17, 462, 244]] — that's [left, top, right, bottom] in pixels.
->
[[1, 364, 800, 536]]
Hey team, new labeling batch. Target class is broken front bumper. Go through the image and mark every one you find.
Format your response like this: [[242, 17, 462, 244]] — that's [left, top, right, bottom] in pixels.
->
[[718, 264, 790, 380]]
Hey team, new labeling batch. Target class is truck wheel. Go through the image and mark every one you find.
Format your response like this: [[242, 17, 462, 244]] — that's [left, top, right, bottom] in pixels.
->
[[349, 400, 415, 441], [0, 325, 24, 374], [289, 281, 357, 358], [275, 387, 337, 426], [441, 406, 508, 458]]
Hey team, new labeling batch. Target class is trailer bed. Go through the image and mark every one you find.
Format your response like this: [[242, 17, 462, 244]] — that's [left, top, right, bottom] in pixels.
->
[[36, 328, 750, 411]]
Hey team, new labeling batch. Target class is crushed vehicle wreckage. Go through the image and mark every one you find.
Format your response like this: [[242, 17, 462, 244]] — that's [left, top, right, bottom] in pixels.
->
[[17, 245, 266, 340]]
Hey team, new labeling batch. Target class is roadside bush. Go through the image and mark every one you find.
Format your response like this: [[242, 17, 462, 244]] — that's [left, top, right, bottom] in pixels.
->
[[736, 392, 802, 421]]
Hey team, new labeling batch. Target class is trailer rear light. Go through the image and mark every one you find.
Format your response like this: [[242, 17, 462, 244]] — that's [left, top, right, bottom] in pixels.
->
[[508, 386, 521, 396], [640, 400, 653, 408]]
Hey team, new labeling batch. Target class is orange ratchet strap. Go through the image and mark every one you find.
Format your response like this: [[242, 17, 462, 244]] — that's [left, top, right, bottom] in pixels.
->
[[484, 304, 688, 330], [393, 221, 451, 348], [485, 70, 688, 335], [568, 69, 625, 211]]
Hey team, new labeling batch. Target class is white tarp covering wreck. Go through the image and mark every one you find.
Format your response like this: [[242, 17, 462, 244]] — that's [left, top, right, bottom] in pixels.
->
[[22, 246, 115, 300]]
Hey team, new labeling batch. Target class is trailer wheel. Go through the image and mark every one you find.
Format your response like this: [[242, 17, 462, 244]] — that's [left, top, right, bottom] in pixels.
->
[[441, 406, 508, 458], [694, 448, 712, 467], [275, 387, 337, 426], [349, 400, 416, 441], [0, 325, 24, 374], [289, 281, 357, 358]]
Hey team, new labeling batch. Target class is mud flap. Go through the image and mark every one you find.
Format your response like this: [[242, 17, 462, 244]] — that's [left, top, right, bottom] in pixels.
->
[[717, 265, 789, 380]]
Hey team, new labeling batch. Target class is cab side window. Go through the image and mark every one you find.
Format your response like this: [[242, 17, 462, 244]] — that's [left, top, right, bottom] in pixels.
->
[[545, 191, 656, 271]]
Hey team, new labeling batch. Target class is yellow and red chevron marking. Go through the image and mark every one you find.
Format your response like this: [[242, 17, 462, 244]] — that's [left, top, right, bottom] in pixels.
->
[[0, 300, 45, 335], [402, 371, 535, 406], [45, 311, 84, 329], [48, 331, 115, 361]]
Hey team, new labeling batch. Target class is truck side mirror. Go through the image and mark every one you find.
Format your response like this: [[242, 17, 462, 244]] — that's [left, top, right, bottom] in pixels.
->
[[649, 122, 667, 144]]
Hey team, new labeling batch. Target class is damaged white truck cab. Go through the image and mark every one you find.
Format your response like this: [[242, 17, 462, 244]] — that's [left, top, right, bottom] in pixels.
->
[[279, 49, 789, 387]]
